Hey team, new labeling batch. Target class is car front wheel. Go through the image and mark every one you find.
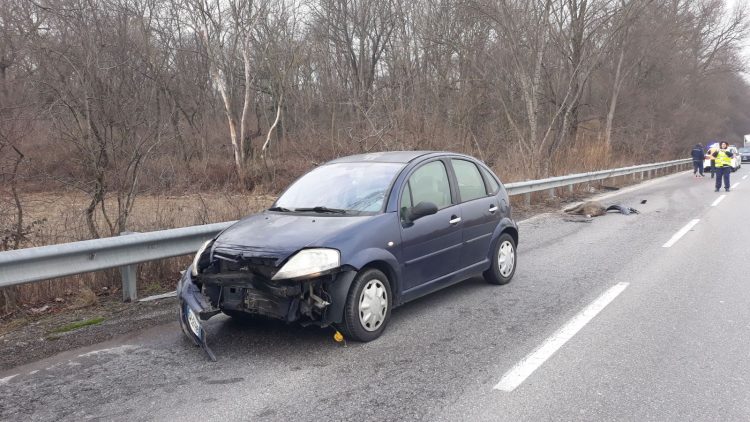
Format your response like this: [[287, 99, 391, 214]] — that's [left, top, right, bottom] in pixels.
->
[[340, 268, 392, 342], [483, 233, 517, 285]]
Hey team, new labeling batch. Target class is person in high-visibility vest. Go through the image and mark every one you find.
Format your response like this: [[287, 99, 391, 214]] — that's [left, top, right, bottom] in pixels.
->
[[711, 141, 734, 192], [706, 143, 719, 178]]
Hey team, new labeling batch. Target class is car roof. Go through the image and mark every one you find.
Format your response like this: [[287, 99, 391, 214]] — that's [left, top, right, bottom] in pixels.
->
[[326, 151, 442, 164]]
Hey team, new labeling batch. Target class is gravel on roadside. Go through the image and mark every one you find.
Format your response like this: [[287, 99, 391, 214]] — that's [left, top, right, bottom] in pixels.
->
[[0, 296, 178, 371]]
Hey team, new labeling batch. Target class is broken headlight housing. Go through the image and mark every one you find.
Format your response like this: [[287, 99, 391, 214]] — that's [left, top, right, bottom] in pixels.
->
[[191, 239, 213, 277], [272, 248, 340, 281]]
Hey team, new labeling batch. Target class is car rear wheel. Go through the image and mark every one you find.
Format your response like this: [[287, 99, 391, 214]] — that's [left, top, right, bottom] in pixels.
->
[[339, 268, 392, 342], [483, 233, 516, 285]]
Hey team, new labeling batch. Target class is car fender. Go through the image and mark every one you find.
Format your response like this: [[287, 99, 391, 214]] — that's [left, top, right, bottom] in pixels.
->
[[487, 217, 519, 261], [344, 247, 403, 305], [322, 270, 357, 325]]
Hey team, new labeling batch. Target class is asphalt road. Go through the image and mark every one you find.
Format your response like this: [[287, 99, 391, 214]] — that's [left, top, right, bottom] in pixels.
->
[[1, 168, 748, 421]]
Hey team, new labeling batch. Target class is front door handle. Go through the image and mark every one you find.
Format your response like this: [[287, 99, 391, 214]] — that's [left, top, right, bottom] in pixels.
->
[[489, 205, 498, 213], [449, 216, 461, 225]]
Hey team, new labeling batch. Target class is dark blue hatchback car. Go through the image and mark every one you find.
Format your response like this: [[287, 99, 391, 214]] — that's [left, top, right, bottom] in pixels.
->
[[178, 151, 518, 354]]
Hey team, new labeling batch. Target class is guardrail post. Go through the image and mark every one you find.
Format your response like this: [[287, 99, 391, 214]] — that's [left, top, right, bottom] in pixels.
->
[[119, 231, 138, 302], [568, 184, 574, 194], [547, 188, 555, 199], [524, 193, 531, 206]]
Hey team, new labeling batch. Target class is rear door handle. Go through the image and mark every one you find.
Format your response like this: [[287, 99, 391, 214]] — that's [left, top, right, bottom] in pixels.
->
[[489, 205, 498, 213], [449, 216, 461, 225]]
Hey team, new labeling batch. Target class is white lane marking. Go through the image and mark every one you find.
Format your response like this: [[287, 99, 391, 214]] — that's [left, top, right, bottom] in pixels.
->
[[711, 195, 726, 207], [662, 219, 700, 248], [494, 282, 629, 392], [732, 183, 739, 189], [743, 175, 748, 180], [0, 374, 18, 385]]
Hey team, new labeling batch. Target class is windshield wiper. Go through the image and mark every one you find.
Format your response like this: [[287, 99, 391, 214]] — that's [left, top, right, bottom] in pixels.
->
[[268, 206, 293, 212], [294, 206, 348, 214]]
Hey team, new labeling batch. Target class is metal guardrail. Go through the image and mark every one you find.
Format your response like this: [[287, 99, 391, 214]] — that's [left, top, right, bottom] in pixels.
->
[[0, 158, 691, 299], [504, 158, 691, 201], [0, 221, 234, 301]]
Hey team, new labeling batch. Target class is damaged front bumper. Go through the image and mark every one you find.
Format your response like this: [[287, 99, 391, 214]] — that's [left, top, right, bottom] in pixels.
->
[[177, 269, 220, 361], [176, 266, 356, 361]]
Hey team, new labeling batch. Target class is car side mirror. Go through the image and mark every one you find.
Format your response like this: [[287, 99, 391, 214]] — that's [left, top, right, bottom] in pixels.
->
[[409, 201, 438, 221]]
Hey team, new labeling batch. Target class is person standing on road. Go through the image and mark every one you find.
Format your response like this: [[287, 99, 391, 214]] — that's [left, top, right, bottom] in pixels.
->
[[712, 141, 734, 192], [707, 142, 718, 178], [691, 143, 704, 177]]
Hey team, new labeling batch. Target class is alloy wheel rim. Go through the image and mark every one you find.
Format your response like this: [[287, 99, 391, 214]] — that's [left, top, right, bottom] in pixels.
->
[[498, 240, 515, 277], [359, 279, 388, 332]]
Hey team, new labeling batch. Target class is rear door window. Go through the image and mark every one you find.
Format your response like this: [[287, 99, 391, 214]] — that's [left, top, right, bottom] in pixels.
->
[[451, 159, 488, 202]]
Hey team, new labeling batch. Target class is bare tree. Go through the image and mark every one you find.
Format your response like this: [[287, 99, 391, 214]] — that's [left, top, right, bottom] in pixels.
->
[[184, 0, 269, 188], [30, 0, 167, 237]]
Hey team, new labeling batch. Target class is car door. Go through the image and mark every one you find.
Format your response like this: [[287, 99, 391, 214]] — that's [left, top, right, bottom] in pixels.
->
[[450, 159, 501, 269], [399, 160, 463, 291]]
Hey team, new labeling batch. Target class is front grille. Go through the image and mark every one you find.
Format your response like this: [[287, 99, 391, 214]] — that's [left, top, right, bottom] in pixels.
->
[[219, 258, 277, 272], [212, 250, 279, 279]]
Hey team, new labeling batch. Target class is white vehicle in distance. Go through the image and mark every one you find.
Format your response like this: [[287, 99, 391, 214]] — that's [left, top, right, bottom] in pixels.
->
[[728, 145, 742, 171]]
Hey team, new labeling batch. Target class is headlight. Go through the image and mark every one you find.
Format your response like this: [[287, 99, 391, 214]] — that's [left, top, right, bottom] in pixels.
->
[[191, 240, 213, 277], [272, 248, 340, 280]]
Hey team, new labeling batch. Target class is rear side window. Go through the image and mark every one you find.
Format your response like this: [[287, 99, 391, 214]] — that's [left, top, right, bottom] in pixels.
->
[[408, 161, 452, 209], [480, 167, 500, 194], [452, 159, 487, 202]]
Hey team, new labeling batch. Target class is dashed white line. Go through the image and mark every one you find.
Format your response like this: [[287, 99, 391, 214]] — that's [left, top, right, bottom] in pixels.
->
[[711, 195, 726, 207], [494, 282, 630, 392], [731, 182, 739, 189], [662, 219, 700, 248], [743, 175, 748, 180]]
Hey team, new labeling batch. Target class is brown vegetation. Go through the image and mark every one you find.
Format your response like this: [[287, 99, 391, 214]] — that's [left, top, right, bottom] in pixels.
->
[[2, 0, 750, 310]]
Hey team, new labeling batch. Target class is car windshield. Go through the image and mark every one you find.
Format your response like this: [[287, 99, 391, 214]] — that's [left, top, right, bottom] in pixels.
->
[[274, 162, 404, 214], [740, 148, 750, 153]]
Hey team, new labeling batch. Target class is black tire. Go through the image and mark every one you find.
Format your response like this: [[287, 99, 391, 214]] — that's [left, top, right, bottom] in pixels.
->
[[339, 268, 392, 342], [483, 233, 517, 285]]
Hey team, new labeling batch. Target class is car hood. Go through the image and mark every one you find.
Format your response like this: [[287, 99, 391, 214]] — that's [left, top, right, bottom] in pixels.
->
[[212, 212, 372, 264]]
